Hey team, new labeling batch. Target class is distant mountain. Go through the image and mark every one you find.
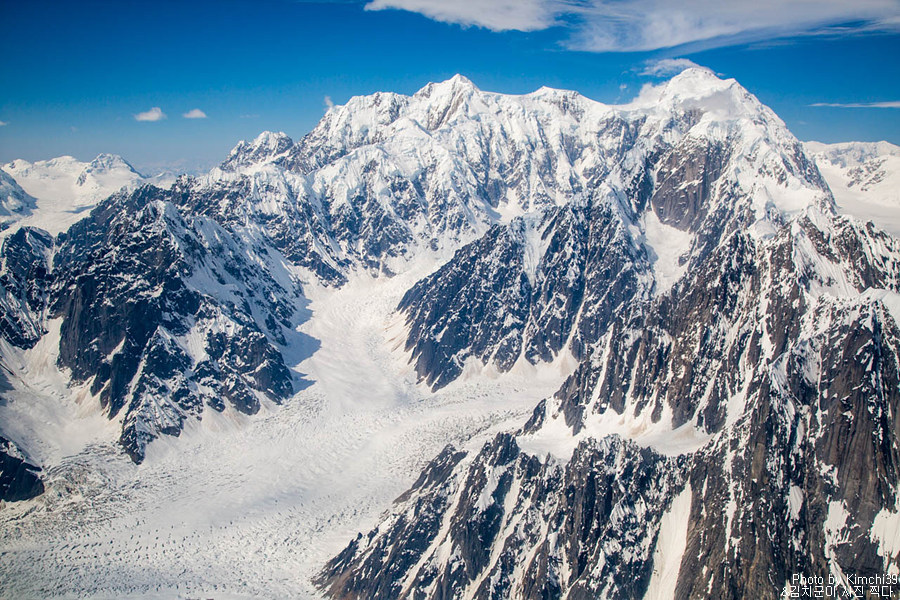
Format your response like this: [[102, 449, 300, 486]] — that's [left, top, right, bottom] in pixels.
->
[[806, 140, 900, 236], [1, 154, 171, 235]]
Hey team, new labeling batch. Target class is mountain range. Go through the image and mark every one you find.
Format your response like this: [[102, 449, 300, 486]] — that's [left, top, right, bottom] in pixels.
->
[[1, 69, 898, 599]]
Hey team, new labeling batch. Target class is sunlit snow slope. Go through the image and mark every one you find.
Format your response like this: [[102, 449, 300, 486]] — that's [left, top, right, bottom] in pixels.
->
[[1, 154, 172, 235], [0, 263, 571, 598], [806, 140, 900, 236]]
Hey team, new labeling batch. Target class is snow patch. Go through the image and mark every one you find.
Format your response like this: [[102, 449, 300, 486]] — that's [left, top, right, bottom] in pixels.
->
[[644, 483, 692, 600], [642, 209, 693, 295], [518, 398, 713, 462], [871, 496, 900, 572]]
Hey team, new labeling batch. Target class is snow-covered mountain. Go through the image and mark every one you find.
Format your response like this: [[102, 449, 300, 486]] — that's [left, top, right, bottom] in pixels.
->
[[315, 73, 900, 599], [397, 69, 827, 390], [1, 70, 898, 599], [806, 140, 900, 236], [48, 185, 304, 462], [1, 154, 171, 235]]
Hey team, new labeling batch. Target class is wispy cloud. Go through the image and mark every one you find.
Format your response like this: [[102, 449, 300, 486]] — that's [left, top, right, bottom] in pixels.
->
[[365, 0, 555, 32], [810, 100, 900, 108], [640, 58, 704, 77], [182, 108, 208, 119], [324, 96, 335, 111], [240, 114, 260, 119], [570, 1, 900, 51], [0, 120, 7, 127], [134, 107, 167, 122], [365, 0, 900, 51]]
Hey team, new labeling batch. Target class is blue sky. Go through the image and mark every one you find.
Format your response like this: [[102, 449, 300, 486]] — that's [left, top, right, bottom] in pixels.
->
[[1, 0, 899, 173]]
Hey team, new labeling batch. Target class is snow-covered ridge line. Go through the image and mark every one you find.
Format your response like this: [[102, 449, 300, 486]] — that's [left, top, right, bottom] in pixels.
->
[[1, 153, 176, 236]]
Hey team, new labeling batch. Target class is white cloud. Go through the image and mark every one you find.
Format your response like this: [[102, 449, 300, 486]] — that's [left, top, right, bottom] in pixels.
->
[[365, 0, 900, 51], [134, 107, 167, 122], [365, 0, 556, 31], [810, 100, 900, 108], [640, 58, 704, 77], [324, 95, 335, 110], [570, 1, 900, 51], [182, 108, 207, 119], [0, 120, 7, 127]]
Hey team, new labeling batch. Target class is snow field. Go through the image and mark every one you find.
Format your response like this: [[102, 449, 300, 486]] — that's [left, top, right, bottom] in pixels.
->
[[0, 264, 567, 599]]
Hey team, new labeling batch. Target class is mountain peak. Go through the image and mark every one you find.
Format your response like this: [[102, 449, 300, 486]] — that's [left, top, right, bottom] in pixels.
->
[[252, 130, 293, 148], [658, 68, 739, 103], [446, 73, 475, 87], [76, 154, 144, 187], [667, 66, 726, 85], [414, 74, 478, 100], [619, 66, 773, 127], [86, 153, 140, 175], [221, 131, 295, 171]]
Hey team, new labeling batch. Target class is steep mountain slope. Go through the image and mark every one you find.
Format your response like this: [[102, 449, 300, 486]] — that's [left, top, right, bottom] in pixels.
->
[[48, 185, 305, 462], [806, 140, 900, 236], [0, 227, 52, 350], [398, 199, 649, 389], [0, 171, 37, 228], [318, 75, 900, 599], [0, 227, 55, 500]]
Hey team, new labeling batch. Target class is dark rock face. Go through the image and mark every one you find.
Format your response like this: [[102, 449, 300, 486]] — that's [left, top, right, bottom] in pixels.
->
[[399, 199, 650, 390], [319, 434, 687, 600], [0, 436, 43, 502], [50, 186, 298, 462], [398, 223, 534, 389], [0, 227, 52, 349], [651, 136, 730, 232]]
